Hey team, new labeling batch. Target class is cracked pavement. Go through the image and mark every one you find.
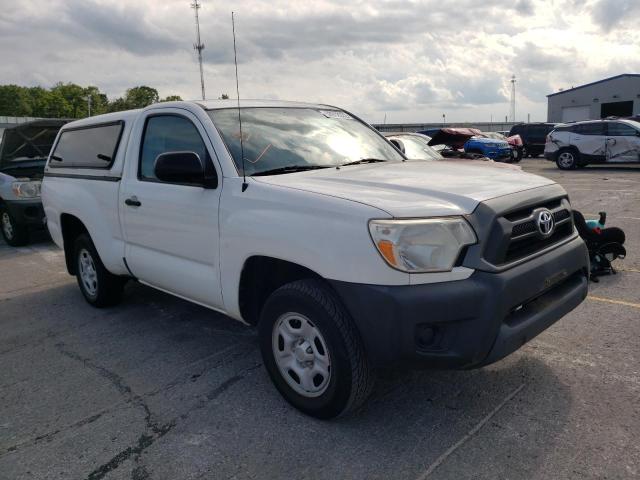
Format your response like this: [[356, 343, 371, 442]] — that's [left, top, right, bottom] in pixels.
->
[[1, 160, 639, 479]]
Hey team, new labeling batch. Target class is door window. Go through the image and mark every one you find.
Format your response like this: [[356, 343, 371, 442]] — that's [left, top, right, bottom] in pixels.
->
[[139, 115, 211, 182], [573, 123, 606, 136], [50, 122, 123, 168], [607, 122, 638, 137]]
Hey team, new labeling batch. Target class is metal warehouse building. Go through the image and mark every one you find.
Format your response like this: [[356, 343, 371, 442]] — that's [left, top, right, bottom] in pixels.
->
[[547, 73, 640, 123]]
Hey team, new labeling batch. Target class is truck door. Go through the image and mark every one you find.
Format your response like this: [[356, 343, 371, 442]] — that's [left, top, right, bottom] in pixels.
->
[[570, 122, 607, 162], [119, 109, 224, 308], [605, 121, 640, 163]]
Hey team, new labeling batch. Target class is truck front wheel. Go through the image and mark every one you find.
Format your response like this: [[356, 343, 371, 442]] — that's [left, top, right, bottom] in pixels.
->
[[259, 279, 374, 419], [74, 234, 125, 307]]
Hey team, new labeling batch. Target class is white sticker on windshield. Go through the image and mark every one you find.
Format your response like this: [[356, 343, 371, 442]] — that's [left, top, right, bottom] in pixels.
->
[[319, 110, 353, 120]]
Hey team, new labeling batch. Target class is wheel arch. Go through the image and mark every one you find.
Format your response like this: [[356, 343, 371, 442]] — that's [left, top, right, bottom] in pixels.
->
[[238, 255, 324, 326], [60, 213, 89, 274]]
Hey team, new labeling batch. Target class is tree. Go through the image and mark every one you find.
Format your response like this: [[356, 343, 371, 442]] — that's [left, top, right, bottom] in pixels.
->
[[161, 95, 182, 102], [219, 93, 230, 99], [0, 83, 181, 117], [84, 86, 109, 116], [51, 82, 87, 117], [0, 85, 33, 116], [124, 86, 160, 109]]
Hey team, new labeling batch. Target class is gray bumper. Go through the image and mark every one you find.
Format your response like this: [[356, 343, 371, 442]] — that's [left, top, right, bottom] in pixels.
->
[[329, 236, 589, 369]]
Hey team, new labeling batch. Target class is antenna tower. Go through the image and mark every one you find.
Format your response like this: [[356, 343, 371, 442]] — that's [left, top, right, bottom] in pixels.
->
[[510, 75, 516, 122], [191, 0, 206, 100]]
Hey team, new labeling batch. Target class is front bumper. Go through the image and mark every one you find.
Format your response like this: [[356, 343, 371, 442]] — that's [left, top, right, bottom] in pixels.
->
[[3, 199, 46, 227], [330, 235, 589, 369], [485, 149, 512, 160]]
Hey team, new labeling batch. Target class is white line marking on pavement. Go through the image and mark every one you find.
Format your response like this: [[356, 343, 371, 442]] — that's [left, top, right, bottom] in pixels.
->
[[588, 295, 640, 309], [415, 383, 526, 479]]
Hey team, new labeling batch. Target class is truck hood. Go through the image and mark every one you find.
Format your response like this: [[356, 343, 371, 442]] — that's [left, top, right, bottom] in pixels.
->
[[253, 160, 556, 217]]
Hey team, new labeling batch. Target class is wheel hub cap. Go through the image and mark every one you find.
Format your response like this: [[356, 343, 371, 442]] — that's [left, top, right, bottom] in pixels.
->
[[78, 249, 98, 297], [272, 312, 331, 398], [2, 212, 13, 239]]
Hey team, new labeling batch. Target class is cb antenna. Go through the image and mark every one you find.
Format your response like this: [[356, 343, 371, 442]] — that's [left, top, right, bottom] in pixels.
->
[[232, 11, 248, 192], [191, 0, 206, 100]]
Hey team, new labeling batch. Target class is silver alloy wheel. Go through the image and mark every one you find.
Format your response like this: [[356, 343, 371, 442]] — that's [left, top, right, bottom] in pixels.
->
[[558, 152, 575, 168], [78, 248, 98, 297], [272, 312, 331, 397], [1, 212, 13, 239]]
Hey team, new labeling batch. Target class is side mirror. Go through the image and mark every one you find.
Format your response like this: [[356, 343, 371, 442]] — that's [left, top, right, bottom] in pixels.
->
[[154, 151, 208, 186], [389, 138, 405, 154]]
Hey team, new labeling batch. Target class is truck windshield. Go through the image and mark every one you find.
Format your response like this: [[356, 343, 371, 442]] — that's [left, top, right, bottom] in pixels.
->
[[208, 107, 404, 176]]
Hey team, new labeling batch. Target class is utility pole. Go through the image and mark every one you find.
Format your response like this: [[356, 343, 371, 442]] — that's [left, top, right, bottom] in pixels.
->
[[442, 113, 446, 126], [191, 0, 206, 100], [85, 95, 92, 117], [510, 75, 516, 122]]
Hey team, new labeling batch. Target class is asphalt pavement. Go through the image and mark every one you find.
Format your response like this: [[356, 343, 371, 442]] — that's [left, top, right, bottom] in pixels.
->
[[1, 159, 639, 480]]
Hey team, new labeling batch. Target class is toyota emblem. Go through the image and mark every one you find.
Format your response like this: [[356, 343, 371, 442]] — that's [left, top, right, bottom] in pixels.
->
[[536, 209, 555, 237]]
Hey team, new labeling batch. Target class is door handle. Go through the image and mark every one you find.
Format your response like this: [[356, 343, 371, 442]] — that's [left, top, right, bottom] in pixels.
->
[[124, 196, 141, 207]]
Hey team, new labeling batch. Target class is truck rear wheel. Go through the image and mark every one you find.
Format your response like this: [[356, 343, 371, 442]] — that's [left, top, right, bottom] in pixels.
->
[[74, 234, 125, 307], [259, 279, 374, 419], [1, 206, 29, 247]]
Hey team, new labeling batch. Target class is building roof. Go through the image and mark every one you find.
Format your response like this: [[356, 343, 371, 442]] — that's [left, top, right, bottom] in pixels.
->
[[547, 74, 640, 98]]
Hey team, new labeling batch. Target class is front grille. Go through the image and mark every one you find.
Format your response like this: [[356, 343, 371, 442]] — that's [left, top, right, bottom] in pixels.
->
[[504, 222, 573, 263], [484, 198, 574, 265], [504, 199, 562, 222], [511, 220, 536, 237]]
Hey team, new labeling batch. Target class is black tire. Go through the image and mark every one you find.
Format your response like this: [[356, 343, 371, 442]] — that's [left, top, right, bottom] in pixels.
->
[[259, 279, 374, 419], [556, 148, 579, 170], [73, 233, 125, 307], [512, 147, 523, 163], [0, 205, 29, 246]]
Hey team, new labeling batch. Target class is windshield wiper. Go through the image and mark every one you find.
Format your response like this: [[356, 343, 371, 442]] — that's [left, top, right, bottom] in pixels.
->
[[341, 158, 388, 167], [251, 165, 332, 176]]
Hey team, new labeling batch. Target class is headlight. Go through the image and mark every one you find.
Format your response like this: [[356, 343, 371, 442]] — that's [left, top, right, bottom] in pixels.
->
[[369, 217, 477, 272], [12, 180, 42, 199]]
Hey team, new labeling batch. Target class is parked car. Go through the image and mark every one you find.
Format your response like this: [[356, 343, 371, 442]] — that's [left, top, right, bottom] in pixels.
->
[[383, 132, 446, 160], [479, 131, 523, 162], [385, 132, 521, 170], [42, 100, 589, 419], [545, 119, 640, 169], [0, 119, 68, 245], [464, 136, 512, 162], [509, 123, 556, 157]]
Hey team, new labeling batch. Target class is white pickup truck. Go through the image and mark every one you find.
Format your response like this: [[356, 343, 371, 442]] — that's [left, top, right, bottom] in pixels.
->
[[42, 100, 589, 418]]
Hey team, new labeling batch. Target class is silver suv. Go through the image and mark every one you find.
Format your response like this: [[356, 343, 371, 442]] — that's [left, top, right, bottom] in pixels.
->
[[544, 119, 640, 169]]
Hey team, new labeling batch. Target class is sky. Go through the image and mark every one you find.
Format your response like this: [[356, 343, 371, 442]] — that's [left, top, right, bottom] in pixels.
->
[[1, 0, 640, 124]]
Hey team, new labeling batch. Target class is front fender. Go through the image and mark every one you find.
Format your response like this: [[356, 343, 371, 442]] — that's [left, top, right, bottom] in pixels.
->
[[218, 178, 409, 319]]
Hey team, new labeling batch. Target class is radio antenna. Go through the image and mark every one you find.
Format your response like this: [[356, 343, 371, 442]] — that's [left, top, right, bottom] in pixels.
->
[[191, 0, 206, 101], [232, 12, 248, 192]]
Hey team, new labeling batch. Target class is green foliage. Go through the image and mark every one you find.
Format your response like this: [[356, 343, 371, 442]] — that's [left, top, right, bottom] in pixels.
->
[[219, 93, 230, 99], [0, 83, 182, 118], [162, 95, 183, 102]]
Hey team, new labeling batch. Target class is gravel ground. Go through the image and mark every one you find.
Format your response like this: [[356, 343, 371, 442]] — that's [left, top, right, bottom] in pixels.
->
[[1, 159, 639, 480]]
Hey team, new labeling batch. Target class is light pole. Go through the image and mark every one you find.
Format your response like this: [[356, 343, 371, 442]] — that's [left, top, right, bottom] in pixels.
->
[[442, 113, 446, 126], [85, 96, 92, 117]]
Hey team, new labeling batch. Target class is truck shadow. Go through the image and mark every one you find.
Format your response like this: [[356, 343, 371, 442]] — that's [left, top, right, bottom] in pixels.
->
[[2, 280, 572, 480]]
